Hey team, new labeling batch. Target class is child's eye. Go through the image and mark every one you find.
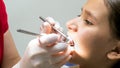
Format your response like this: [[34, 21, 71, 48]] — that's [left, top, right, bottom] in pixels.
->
[[77, 14, 93, 25], [85, 20, 93, 25]]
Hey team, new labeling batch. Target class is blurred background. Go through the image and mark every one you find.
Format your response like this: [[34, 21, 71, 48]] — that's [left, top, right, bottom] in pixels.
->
[[4, 0, 86, 56]]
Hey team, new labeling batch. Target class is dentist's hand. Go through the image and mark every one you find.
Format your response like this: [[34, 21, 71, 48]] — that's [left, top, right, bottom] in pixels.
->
[[19, 34, 72, 68], [40, 17, 66, 42], [40, 17, 63, 34], [13, 17, 73, 68]]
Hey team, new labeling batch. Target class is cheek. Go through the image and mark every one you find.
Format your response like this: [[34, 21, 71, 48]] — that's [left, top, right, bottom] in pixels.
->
[[74, 29, 111, 58], [73, 28, 110, 59], [76, 28, 97, 47], [73, 29, 96, 58]]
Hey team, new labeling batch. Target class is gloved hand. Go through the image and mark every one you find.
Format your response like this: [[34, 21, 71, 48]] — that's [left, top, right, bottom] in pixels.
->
[[40, 17, 63, 34], [12, 17, 73, 68], [19, 34, 72, 68]]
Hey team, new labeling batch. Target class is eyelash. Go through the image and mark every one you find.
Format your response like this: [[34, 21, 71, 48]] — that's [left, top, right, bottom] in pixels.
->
[[77, 15, 93, 25], [85, 20, 93, 25]]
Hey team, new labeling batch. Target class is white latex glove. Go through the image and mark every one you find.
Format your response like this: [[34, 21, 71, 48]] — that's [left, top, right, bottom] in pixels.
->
[[17, 34, 72, 68], [40, 17, 63, 34], [13, 17, 73, 68], [40, 17, 66, 42]]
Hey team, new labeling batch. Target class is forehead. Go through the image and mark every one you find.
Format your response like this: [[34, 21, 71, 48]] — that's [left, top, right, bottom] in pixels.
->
[[83, 0, 109, 22]]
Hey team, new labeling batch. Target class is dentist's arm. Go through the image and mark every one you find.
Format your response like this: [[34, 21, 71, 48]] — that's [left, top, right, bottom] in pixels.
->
[[2, 30, 20, 68]]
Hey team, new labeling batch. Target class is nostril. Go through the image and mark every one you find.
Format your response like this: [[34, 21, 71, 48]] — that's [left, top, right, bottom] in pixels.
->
[[68, 24, 77, 32], [68, 25, 72, 30]]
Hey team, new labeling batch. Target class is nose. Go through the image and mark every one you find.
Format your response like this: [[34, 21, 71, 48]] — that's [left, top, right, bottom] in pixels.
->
[[66, 19, 78, 32]]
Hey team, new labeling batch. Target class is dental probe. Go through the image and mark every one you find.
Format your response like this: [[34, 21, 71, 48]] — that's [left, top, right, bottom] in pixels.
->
[[39, 16, 70, 41], [17, 29, 40, 36]]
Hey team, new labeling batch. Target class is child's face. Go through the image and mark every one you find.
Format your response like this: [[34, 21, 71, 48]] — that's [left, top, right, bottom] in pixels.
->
[[67, 0, 116, 66]]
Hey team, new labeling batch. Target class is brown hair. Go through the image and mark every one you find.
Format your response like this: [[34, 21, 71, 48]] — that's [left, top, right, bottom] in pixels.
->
[[104, 0, 120, 68], [104, 0, 120, 40]]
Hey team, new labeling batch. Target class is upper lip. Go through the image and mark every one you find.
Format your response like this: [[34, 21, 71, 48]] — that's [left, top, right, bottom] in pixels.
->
[[67, 35, 75, 46]]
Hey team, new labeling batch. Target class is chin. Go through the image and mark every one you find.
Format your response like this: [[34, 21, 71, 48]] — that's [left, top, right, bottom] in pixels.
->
[[68, 50, 80, 64]]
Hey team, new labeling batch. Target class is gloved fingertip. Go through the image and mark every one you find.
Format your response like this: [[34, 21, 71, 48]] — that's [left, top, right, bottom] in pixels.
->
[[49, 43, 68, 54], [39, 34, 59, 45], [46, 17, 55, 23], [41, 22, 52, 34], [43, 22, 51, 28]]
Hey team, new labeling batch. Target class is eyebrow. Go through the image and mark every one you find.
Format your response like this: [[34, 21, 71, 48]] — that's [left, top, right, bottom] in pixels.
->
[[81, 8, 97, 21]]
